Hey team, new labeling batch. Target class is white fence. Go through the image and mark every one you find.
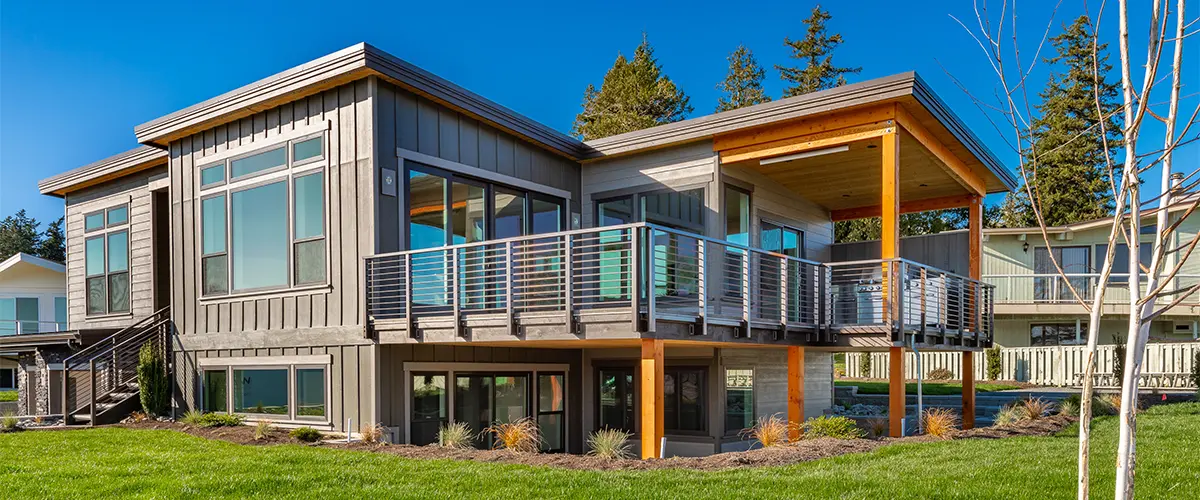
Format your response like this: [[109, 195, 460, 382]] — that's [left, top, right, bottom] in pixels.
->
[[845, 342, 1200, 388]]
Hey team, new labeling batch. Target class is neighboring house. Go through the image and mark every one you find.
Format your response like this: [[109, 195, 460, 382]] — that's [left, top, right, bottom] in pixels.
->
[[0, 252, 66, 408], [30, 43, 1013, 456]]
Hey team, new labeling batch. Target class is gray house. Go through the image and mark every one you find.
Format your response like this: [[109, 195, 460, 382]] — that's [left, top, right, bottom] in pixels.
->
[[25, 43, 1013, 458]]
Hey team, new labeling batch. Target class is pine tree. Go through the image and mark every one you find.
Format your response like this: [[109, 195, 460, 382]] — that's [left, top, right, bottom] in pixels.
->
[[776, 5, 861, 97], [572, 35, 693, 140], [0, 210, 41, 261], [38, 217, 65, 263], [716, 45, 771, 112], [1015, 15, 1122, 227]]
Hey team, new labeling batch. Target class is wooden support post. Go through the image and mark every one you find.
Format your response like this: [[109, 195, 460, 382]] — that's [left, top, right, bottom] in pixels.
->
[[963, 351, 976, 430], [889, 346, 905, 437], [968, 194, 982, 332], [640, 338, 664, 459], [881, 126, 900, 330], [787, 346, 805, 441]]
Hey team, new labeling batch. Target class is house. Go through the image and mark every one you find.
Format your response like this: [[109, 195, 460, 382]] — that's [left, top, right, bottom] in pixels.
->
[[0, 252, 67, 411], [31, 43, 1012, 457]]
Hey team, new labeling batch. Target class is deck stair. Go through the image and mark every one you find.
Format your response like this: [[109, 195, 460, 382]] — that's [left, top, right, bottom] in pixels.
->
[[62, 307, 171, 425]]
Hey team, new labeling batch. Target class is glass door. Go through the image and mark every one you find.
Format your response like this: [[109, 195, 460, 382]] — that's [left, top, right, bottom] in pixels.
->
[[597, 368, 635, 432], [537, 373, 566, 452], [454, 373, 529, 449], [411, 373, 447, 446]]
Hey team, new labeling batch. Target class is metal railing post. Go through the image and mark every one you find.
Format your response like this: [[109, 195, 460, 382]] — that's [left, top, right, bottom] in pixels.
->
[[404, 253, 415, 338], [740, 248, 751, 337], [506, 241, 516, 337], [630, 227, 643, 332], [696, 239, 707, 335], [564, 234, 575, 333], [451, 247, 463, 338], [88, 359, 97, 426], [646, 228, 656, 333], [895, 261, 906, 342]]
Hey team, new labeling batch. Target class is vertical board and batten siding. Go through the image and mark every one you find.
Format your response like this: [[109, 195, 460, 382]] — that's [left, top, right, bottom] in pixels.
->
[[168, 79, 374, 337], [831, 231, 970, 274], [374, 81, 582, 253], [64, 167, 166, 330], [723, 163, 834, 262], [719, 348, 834, 420]]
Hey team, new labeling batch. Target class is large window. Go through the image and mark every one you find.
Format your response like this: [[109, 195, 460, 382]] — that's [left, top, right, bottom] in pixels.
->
[[1033, 246, 1090, 301], [233, 368, 289, 415], [724, 185, 751, 245], [760, 221, 804, 259], [1096, 243, 1154, 284], [724, 369, 754, 434], [203, 370, 227, 413], [664, 367, 706, 433], [1031, 323, 1086, 346], [199, 134, 327, 296], [595, 188, 704, 233], [203, 363, 327, 421], [537, 373, 566, 452], [84, 204, 130, 315], [0, 297, 39, 334]]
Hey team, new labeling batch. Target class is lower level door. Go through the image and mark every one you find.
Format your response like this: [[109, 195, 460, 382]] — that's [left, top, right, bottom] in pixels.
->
[[597, 368, 635, 432], [454, 373, 529, 449]]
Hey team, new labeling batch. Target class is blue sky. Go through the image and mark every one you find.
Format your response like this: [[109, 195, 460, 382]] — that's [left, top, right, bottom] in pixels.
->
[[1, 0, 1195, 226]]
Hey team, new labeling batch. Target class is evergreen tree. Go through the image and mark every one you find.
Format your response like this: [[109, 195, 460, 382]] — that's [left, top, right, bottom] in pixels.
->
[[0, 210, 41, 261], [716, 45, 771, 112], [38, 217, 65, 263], [572, 35, 693, 140], [776, 5, 861, 97], [1014, 15, 1122, 227]]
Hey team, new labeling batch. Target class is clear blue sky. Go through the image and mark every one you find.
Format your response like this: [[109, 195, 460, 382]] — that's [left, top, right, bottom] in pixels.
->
[[2, 0, 1195, 226]]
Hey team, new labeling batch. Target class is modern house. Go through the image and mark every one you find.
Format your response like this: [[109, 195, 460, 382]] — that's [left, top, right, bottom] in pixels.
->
[[0, 252, 67, 410], [31, 43, 1012, 457]]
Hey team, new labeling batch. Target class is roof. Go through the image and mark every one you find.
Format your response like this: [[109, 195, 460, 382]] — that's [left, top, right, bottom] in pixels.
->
[[0, 252, 66, 277], [37, 145, 167, 197], [984, 191, 1200, 236]]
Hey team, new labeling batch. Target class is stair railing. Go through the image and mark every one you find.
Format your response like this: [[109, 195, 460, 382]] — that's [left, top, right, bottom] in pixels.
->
[[62, 307, 171, 424]]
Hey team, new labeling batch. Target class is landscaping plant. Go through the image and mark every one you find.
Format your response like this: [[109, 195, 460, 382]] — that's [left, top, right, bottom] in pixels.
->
[[993, 404, 1025, 426], [587, 428, 632, 459], [253, 420, 273, 441], [866, 418, 888, 438], [180, 409, 205, 425], [136, 342, 170, 417], [1021, 398, 1054, 420], [359, 422, 386, 445], [803, 416, 865, 439], [182, 412, 243, 428], [921, 408, 958, 439], [859, 353, 872, 378], [741, 415, 793, 448], [486, 417, 541, 453], [437, 422, 474, 449], [1, 411, 18, 432], [1058, 398, 1080, 418], [290, 427, 322, 443], [985, 347, 1002, 381], [926, 368, 953, 381]]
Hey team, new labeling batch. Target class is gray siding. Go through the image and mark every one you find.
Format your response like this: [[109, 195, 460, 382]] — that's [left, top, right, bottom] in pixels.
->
[[719, 348, 834, 421], [374, 81, 582, 253], [64, 166, 166, 330], [168, 79, 374, 337], [832, 230, 970, 274]]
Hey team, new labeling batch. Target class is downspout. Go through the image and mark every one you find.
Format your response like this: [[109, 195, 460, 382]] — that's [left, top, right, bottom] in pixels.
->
[[910, 333, 923, 435]]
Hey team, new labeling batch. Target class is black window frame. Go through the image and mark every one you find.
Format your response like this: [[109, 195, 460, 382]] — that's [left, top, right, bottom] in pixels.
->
[[759, 220, 806, 259], [410, 371, 450, 446], [536, 372, 567, 453], [84, 203, 131, 317], [593, 187, 706, 234], [664, 366, 707, 434], [1030, 323, 1087, 346]]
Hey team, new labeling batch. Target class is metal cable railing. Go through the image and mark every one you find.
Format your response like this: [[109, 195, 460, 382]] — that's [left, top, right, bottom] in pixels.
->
[[62, 307, 171, 424]]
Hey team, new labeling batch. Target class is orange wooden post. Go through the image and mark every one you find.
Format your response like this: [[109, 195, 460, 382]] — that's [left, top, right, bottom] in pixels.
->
[[889, 346, 905, 437], [787, 346, 805, 440], [640, 339, 664, 459], [962, 351, 976, 430], [964, 194, 982, 429]]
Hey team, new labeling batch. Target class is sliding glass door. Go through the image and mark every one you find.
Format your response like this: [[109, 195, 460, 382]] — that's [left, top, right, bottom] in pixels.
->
[[454, 373, 530, 449]]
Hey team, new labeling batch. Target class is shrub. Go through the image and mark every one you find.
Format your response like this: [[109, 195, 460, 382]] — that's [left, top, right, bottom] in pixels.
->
[[127, 411, 150, 423], [290, 426, 323, 443], [1, 412, 18, 432], [866, 418, 889, 438], [926, 367, 953, 381], [486, 417, 541, 453], [803, 416, 865, 439], [185, 412, 243, 428], [1021, 398, 1054, 420], [359, 422, 386, 444], [438, 422, 474, 449], [1112, 334, 1126, 387], [254, 420, 273, 441], [1058, 397, 1080, 418], [1191, 352, 1200, 390], [180, 409, 205, 425], [859, 354, 872, 378], [136, 342, 170, 417], [741, 415, 794, 448], [922, 408, 958, 439], [986, 347, 1003, 381], [587, 428, 633, 459], [993, 404, 1025, 426]]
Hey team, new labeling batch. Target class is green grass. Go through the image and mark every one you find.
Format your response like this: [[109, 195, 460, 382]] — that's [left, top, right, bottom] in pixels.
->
[[0, 390, 15, 402], [835, 380, 1022, 395], [2, 404, 1198, 499]]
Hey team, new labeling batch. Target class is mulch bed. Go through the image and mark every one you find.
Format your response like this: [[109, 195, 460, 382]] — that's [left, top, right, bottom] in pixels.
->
[[104, 415, 1075, 471]]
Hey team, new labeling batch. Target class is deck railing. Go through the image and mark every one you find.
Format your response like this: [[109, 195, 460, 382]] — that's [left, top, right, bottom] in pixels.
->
[[0, 319, 68, 336], [984, 273, 1200, 306], [366, 223, 992, 344]]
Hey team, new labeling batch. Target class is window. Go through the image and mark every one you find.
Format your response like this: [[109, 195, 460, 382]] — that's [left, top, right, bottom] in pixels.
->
[[1033, 246, 1089, 301], [1031, 323, 1085, 346], [233, 368, 289, 415], [455, 373, 530, 449], [295, 367, 326, 419], [595, 188, 704, 232], [199, 134, 328, 296], [54, 297, 66, 330], [760, 221, 805, 259], [664, 367, 705, 433], [0, 297, 39, 334], [724, 185, 751, 245], [1097, 243, 1154, 284], [725, 369, 754, 434], [203, 363, 329, 421], [84, 204, 130, 316], [538, 373, 566, 452], [0, 368, 14, 389], [411, 373, 448, 446], [203, 370, 227, 413], [597, 367, 635, 433]]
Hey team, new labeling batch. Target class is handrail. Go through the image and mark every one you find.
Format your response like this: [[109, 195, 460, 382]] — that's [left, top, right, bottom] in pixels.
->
[[62, 307, 171, 424], [62, 306, 169, 367]]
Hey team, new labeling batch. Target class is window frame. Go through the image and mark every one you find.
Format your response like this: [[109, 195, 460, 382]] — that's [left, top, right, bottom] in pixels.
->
[[197, 131, 331, 298], [663, 366, 708, 435], [759, 219, 806, 259], [722, 183, 752, 244], [201, 361, 330, 424], [723, 367, 755, 436], [594, 187, 706, 234], [1030, 323, 1087, 346], [84, 203, 131, 317]]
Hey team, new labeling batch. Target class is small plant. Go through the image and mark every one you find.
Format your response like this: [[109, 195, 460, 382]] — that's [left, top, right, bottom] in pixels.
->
[[127, 411, 150, 423], [1058, 397, 1080, 418], [740, 415, 794, 448], [254, 420, 274, 441], [1190, 351, 1200, 390], [1021, 398, 1054, 420], [290, 426, 323, 443], [926, 368, 953, 381], [1, 412, 18, 432], [359, 422, 386, 444], [986, 347, 1003, 381], [866, 418, 889, 438], [438, 422, 474, 449], [859, 353, 872, 378], [1093, 394, 1120, 416], [184, 412, 243, 428], [180, 409, 206, 425], [587, 428, 633, 459], [803, 415, 865, 439], [1112, 334, 1126, 387], [137, 342, 170, 417], [922, 408, 958, 439], [486, 417, 541, 453], [993, 404, 1025, 426]]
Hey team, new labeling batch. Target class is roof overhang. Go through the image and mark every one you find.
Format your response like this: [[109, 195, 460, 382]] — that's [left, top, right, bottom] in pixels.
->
[[0, 252, 65, 276], [984, 192, 1200, 237], [37, 146, 168, 197]]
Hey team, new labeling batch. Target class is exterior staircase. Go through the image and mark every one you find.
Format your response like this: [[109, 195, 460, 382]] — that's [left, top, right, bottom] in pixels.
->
[[62, 307, 171, 425]]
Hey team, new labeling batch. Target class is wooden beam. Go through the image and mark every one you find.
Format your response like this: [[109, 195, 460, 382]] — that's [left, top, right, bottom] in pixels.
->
[[787, 346, 805, 441], [963, 351, 976, 430], [881, 129, 900, 259], [894, 106, 987, 195], [640, 338, 664, 459], [713, 104, 897, 152], [830, 194, 975, 221], [889, 346, 905, 437], [969, 194, 982, 280], [719, 121, 893, 164]]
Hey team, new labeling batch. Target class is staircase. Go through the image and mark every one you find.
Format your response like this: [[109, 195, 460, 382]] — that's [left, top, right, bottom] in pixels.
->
[[62, 307, 171, 425]]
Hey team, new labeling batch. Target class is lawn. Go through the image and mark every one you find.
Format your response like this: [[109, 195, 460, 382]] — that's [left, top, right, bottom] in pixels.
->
[[835, 380, 1022, 395], [2, 404, 1198, 499], [0, 390, 15, 402]]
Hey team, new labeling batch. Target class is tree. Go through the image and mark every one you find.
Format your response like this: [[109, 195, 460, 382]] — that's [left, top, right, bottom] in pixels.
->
[[834, 209, 969, 243], [776, 5, 861, 97], [1009, 16, 1123, 227], [572, 35, 693, 140], [0, 210, 41, 261], [716, 45, 771, 112], [37, 217, 65, 263]]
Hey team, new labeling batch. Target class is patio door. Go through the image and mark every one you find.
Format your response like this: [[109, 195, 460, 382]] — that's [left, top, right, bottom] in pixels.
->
[[597, 367, 635, 432], [1033, 247, 1090, 301], [454, 373, 530, 449]]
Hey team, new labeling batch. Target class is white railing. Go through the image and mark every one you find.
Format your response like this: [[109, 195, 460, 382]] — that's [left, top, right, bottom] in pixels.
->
[[846, 342, 1200, 388], [984, 273, 1200, 305], [0, 319, 67, 336]]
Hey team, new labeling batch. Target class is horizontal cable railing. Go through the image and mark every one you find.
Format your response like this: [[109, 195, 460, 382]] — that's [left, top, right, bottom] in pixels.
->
[[0, 319, 68, 336], [62, 307, 170, 423], [366, 224, 989, 343], [983, 273, 1200, 305]]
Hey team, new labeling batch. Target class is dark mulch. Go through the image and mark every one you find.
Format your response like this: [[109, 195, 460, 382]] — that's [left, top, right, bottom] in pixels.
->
[[99, 415, 1075, 471]]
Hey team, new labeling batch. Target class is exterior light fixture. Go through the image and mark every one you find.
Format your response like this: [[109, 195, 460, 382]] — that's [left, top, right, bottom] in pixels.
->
[[759, 145, 850, 166], [1023, 242, 1030, 253]]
